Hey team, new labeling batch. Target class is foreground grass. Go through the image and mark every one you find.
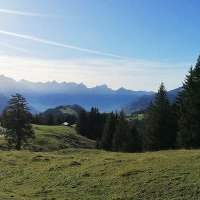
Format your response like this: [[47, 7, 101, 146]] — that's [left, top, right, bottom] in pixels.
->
[[1, 149, 200, 199]]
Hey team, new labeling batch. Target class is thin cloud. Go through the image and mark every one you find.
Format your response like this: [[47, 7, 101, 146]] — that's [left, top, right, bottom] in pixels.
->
[[0, 8, 50, 17], [0, 42, 29, 53], [0, 30, 126, 59]]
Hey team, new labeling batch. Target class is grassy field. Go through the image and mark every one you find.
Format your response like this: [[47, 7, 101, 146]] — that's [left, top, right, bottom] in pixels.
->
[[0, 149, 200, 199], [0, 125, 200, 199], [0, 124, 96, 151]]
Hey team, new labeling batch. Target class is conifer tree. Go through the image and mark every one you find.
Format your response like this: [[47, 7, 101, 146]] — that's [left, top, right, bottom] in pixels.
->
[[177, 56, 200, 148], [144, 83, 175, 151], [112, 112, 129, 151], [2, 94, 34, 150], [126, 124, 142, 152], [88, 107, 101, 139], [101, 112, 118, 150], [76, 109, 88, 136]]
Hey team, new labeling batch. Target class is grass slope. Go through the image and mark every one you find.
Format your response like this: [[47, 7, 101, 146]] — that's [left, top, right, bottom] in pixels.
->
[[32, 125, 96, 151], [0, 149, 200, 199], [0, 125, 96, 151]]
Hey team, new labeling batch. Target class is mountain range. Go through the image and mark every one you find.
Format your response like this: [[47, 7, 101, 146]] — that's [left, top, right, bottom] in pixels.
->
[[0, 75, 182, 114], [0, 75, 154, 113]]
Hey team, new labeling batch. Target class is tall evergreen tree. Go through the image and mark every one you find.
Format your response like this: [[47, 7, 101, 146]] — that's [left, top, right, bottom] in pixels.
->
[[177, 56, 200, 148], [101, 112, 118, 150], [125, 124, 142, 152], [112, 112, 129, 152], [76, 109, 88, 136], [87, 107, 101, 139], [144, 83, 176, 151], [2, 94, 34, 150]]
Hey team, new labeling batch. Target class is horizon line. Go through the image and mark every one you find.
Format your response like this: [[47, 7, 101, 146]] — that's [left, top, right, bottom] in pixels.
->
[[0, 74, 157, 92]]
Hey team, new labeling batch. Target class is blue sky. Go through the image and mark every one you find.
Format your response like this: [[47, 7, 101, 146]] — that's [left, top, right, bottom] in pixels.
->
[[0, 0, 199, 91]]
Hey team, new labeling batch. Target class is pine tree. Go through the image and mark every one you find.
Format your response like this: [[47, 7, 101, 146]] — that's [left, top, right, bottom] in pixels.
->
[[112, 112, 129, 152], [2, 94, 34, 150], [88, 107, 100, 139], [87, 107, 106, 140], [101, 112, 118, 150], [76, 109, 88, 136], [177, 56, 200, 148], [125, 124, 142, 152], [144, 83, 176, 151]]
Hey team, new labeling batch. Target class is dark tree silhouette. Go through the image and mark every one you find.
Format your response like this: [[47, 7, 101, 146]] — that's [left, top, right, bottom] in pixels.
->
[[144, 83, 176, 151], [177, 56, 200, 148], [101, 112, 118, 150], [2, 94, 34, 150]]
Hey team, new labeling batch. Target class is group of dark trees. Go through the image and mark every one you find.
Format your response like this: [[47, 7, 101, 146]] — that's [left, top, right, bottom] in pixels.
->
[[77, 56, 200, 152], [101, 112, 142, 152], [77, 108, 142, 152], [32, 113, 77, 126], [76, 107, 106, 140]]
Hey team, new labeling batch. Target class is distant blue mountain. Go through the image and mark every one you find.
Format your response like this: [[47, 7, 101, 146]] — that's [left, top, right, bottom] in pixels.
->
[[0, 75, 154, 112], [123, 87, 182, 114], [0, 94, 8, 112]]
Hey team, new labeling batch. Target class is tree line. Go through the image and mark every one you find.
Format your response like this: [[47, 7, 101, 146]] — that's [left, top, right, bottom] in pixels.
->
[[77, 56, 200, 152], [77, 109, 142, 152], [32, 112, 77, 126]]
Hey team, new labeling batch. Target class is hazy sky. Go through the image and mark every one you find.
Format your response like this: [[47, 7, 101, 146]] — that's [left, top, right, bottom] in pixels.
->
[[0, 0, 199, 91]]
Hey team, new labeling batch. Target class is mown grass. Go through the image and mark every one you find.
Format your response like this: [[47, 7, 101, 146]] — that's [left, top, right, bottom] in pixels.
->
[[0, 149, 200, 199], [0, 124, 96, 151]]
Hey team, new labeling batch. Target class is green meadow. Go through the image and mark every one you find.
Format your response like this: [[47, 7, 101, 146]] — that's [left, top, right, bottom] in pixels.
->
[[0, 124, 95, 151], [0, 125, 200, 200], [1, 149, 200, 200]]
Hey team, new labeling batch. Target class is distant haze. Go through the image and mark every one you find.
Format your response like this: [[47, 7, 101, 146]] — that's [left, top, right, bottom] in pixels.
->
[[0, 75, 154, 112], [0, 56, 189, 91]]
